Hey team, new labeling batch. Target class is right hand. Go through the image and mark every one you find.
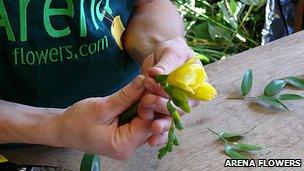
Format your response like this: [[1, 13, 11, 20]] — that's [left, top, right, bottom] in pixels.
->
[[54, 75, 152, 160]]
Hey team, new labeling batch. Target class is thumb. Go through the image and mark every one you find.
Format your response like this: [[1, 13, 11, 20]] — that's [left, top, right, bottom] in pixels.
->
[[106, 75, 145, 117], [148, 54, 180, 78]]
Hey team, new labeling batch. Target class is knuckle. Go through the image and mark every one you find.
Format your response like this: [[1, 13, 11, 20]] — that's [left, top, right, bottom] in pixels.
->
[[93, 97, 108, 111], [117, 90, 130, 104], [142, 94, 160, 108], [173, 36, 186, 43], [156, 43, 174, 58]]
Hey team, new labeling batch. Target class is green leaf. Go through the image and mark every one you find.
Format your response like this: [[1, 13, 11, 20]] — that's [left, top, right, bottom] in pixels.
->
[[224, 143, 247, 159], [256, 96, 289, 111], [284, 77, 304, 89], [219, 131, 243, 141], [241, 69, 253, 96], [233, 143, 263, 151], [263, 80, 286, 96], [196, 53, 210, 63], [240, 0, 265, 6], [217, 1, 238, 29], [229, 0, 238, 14], [208, 23, 231, 41], [278, 93, 304, 100], [192, 22, 212, 40]]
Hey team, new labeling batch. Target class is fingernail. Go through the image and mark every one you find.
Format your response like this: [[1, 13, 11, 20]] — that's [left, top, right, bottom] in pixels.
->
[[154, 66, 165, 74], [132, 75, 145, 89]]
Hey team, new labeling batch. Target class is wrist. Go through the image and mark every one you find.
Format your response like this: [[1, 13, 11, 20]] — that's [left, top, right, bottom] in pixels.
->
[[2, 105, 65, 147], [36, 108, 65, 147]]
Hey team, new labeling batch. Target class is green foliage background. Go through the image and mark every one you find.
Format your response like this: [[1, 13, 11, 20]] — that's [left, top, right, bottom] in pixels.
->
[[173, 0, 266, 64]]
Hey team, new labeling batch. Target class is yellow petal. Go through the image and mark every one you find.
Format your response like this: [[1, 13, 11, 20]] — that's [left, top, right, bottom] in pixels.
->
[[168, 57, 208, 93], [169, 79, 194, 94], [169, 58, 197, 77], [168, 58, 198, 86], [183, 57, 197, 65], [0, 154, 8, 163], [188, 64, 207, 89], [187, 82, 217, 101], [111, 16, 125, 50]]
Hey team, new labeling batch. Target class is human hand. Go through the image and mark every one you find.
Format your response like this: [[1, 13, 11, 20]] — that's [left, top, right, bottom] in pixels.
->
[[138, 37, 200, 146], [55, 75, 152, 160]]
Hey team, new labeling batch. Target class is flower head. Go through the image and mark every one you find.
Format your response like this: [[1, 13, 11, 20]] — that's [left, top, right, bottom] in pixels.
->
[[167, 58, 217, 100]]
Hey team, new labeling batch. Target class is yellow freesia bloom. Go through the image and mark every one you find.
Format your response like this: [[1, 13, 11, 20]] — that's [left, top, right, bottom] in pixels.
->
[[167, 58, 217, 101]]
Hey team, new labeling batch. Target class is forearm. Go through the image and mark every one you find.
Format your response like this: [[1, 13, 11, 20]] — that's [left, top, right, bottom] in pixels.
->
[[124, 0, 184, 64], [0, 100, 64, 147]]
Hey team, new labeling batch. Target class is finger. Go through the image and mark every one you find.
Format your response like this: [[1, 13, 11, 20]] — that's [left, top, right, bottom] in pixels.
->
[[148, 38, 194, 77], [144, 77, 169, 98], [137, 101, 154, 121], [140, 93, 170, 115], [114, 117, 152, 156], [190, 99, 200, 108], [140, 93, 189, 117], [148, 53, 183, 77], [141, 54, 155, 76], [148, 131, 168, 147], [105, 75, 145, 117], [151, 117, 171, 134]]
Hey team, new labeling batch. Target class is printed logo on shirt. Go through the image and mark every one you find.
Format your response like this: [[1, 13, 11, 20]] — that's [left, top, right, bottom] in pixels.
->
[[0, 0, 127, 66]]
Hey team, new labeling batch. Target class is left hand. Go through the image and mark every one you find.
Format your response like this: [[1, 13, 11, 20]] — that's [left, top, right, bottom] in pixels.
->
[[137, 37, 200, 147]]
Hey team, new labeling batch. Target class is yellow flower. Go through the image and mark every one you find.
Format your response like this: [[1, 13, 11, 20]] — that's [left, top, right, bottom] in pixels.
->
[[167, 58, 217, 101]]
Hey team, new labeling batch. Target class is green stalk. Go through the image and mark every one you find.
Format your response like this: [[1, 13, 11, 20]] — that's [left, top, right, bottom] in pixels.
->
[[118, 102, 138, 125], [207, 128, 228, 143], [119, 75, 185, 160]]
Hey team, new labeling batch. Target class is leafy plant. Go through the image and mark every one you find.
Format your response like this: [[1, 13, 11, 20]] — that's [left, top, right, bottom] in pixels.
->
[[173, 0, 265, 64], [208, 128, 263, 159], [228, 70, 304, 110]]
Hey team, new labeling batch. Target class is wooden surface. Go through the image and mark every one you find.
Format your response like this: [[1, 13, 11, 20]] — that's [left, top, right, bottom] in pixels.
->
[[1, 31, 304, 171]]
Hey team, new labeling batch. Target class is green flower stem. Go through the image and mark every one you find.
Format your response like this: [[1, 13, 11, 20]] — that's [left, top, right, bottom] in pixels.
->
[[158, 121, 179, 159], [119, 75, 186, 160], [226, 96, 256, 101], [167, 101, 184, 130], [207, 128, 228, 143], [118, 102, 138, 125], [173, 136, 179, 146], [155, 75, 169, 83]]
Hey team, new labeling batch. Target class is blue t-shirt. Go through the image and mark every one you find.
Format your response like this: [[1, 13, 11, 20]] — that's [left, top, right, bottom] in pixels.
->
[[0, 0, 139, 108]]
